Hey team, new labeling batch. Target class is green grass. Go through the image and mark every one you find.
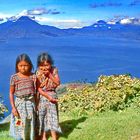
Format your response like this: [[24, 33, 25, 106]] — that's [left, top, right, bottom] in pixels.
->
[[0, 123, 14, 140], [59, 107, 140, 140], [1, 107, 140, 140]]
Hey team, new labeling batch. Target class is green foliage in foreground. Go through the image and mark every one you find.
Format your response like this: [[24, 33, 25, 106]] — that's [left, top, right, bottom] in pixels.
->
[[0, 95, 8, 120], [1, 108, 140, 140], [59, 75, 140, 115], [0, 123, 13, 140], [60, 107, 140, 140]]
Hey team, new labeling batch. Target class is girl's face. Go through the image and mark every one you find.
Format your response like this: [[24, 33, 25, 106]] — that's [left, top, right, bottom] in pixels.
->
[[17, 61, 31, 75], [39, 61, 51, 73]]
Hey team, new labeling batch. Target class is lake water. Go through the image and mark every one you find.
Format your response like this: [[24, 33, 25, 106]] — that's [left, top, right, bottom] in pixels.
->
[[0, 35, 140, 114]]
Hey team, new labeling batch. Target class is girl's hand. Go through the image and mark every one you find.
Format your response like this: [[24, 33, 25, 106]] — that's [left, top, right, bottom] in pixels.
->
[[35, 105, 38, 112], [12, 107, 19, 117], [44, 70, 50, 76], [49, 97, 58, 104], [35, 105, 39, 112]]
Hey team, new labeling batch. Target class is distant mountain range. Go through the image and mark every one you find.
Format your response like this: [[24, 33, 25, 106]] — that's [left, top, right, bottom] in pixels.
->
[[0, 16, 140, 40]]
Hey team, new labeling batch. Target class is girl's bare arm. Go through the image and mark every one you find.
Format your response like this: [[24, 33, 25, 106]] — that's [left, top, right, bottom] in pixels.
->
[[36, 78, 58, 103], [9, 85, 19, 117], [38, 88, 58, 103], [9, 85, 15, 108], [38, 88, 52, 100]]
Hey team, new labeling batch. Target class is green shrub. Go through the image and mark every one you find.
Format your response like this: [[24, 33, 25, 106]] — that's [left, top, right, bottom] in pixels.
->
[[59, 75, 140, 116], [0, 95, 8, 120]]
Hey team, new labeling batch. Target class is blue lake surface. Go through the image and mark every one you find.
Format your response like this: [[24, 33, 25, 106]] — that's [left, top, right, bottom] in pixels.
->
[[0, 35, 140, 114]]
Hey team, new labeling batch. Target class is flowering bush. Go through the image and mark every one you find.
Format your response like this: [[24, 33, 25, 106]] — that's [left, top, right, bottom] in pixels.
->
[[59, 75, 140, 116]]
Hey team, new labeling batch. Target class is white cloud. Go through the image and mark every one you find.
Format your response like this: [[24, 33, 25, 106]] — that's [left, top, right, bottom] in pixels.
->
[[15, 10, 35, 19], [35, 16, 53, 23], [4, 10, 35, 22], [107, 21, 116, 24], [0, 13, 12, 18], [18, 10, 28, 17], [0, 13, 13, 22], [120, 18, 132, 24], [120, 17, 140, 25], [18, 8, 61, 16], [35, 16, 89, 28], [107, 17, 140, 25], [28, 8, 47, 15]]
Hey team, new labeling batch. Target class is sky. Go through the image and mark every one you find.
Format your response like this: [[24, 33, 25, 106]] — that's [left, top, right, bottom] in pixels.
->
[[0, 0, 140, 28]]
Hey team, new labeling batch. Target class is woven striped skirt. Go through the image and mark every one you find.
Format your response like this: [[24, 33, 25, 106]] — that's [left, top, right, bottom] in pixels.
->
[[9, 96, 36, 140], [37, 91, 62, 135]]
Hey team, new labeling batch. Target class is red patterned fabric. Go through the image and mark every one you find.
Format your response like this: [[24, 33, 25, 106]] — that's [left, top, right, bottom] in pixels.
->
[[10, 73, 36, 97]]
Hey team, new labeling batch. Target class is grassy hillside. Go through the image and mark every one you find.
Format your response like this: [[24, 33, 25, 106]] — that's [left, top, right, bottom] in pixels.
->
[[59, 108, 140, 140], [1, 108, 140, 140]]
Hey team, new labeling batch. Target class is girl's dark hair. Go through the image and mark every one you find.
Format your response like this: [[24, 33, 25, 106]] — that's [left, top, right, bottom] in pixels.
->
[[15, 53, 33, 72], [37, 52, 54, 67]]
